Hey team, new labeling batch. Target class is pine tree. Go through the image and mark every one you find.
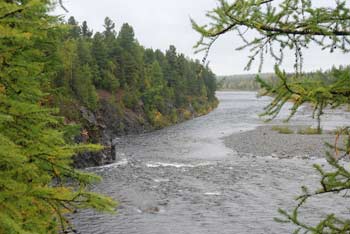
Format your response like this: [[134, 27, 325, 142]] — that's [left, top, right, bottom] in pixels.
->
[[0, 1, 115, 233], [103, 17, 116, 39], [101, 61, 120, 92], [118, 23, 136, 51], [193, 0, 350, 232], [67, 16, 81, 38], [142, 61, 166, 112], [91, 32, 108, 86], [81, 21, 93, 38]]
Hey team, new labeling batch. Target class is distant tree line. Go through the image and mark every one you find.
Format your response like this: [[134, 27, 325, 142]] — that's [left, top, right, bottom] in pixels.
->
[[217, 66, 350, 92], [217, 73, 276, 91], [300, 65, 350, 85]]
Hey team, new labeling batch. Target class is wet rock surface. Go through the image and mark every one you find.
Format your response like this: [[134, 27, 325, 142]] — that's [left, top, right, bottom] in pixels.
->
[[73, 98, 215, 168], [73, 99, 150, 168]]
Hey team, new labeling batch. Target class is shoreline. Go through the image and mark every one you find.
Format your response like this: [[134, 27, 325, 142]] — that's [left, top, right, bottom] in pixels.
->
[[223, 125, 340, 159], [74, 100, 219, 168]]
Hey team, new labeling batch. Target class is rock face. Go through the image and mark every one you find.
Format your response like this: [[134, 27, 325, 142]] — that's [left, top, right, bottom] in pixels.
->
[[73, 100, 151, 168], [73, 130, 117, 169], [72, 98, 218, 168]]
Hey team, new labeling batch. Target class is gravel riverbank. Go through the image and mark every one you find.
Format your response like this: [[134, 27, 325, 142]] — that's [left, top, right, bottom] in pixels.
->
[[224, 125, 341, 159]]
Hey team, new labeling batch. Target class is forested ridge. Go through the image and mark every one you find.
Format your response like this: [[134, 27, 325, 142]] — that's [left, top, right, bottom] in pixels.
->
[[50, 16, 218, 167], [55, 16, 218, 131]]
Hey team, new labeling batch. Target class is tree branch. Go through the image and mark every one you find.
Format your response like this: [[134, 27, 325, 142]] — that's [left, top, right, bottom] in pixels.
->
[[58, 0, 68, 13], [0, 7, 24, 20]]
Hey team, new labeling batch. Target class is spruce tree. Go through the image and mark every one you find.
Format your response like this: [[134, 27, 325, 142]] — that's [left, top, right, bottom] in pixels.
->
[[118, 23, 136, 51], [81, 21, 93, 38], [103, 17, 116, 39], [0, 1, 115, 233], [67, 16, 81, 39]]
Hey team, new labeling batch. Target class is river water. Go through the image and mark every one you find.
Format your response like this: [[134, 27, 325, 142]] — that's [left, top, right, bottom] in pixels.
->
[[74, 91, 350, 234]]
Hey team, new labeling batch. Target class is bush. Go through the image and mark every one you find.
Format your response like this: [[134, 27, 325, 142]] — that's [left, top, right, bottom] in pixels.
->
[[147, 109, 169, 129], [298, 126, 322, 135], [169, 109, 179, 123], [271, 126, 294, 134], [181, 109, 193, 120], [123, 92, 138, 109]]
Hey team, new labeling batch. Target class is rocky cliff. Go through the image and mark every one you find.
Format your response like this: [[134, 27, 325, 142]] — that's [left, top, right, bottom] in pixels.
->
[[73, 98, 218, 168]]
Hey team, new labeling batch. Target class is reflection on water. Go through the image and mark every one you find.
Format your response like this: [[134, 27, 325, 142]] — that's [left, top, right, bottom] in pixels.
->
[[74, 91, 350, 234]]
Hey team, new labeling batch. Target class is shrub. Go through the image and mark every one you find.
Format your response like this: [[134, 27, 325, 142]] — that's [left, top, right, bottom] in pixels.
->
[[298, 126, 322, 135], [271, 126, 294, 134]]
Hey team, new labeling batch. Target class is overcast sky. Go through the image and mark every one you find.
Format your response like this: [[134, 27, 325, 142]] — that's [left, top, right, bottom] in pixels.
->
[[55, 0, 350, 76]]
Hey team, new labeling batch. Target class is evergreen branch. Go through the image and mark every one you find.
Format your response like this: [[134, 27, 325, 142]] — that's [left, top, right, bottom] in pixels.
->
[[44, 199, 67, 232], [210, 15, 350, 38], [58, 0, 68, 13], [0, 7, 24, 20]]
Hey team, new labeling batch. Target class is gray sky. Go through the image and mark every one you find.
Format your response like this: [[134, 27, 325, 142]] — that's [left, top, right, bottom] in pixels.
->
[[55, 0, 350, 76]]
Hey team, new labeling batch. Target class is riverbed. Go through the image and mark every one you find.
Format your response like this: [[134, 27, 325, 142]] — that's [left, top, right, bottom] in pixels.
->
[[73, 91, 350, 234]]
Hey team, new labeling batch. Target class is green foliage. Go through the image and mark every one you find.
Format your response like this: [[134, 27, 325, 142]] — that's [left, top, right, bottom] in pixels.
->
[[194, 0, 350, 233], [67, 16, 81, 38], [0, 1, 115, 233], [257, 65, 350, 131], [52, 17, 218, 128], [101, 61, 120, 92], [56, 39, 99, 110], [271, 126, 294, 134], [192, 0, 350, 72], [81, 21, 93, 38], [123, 90, 139, 109], [275, 149, 350, 233], [217, 73, 277, 91], [118, 23, 135, 51], [103, 17, 116, 39], [297, 126, 322, 135], [146, 109, 169, 129]]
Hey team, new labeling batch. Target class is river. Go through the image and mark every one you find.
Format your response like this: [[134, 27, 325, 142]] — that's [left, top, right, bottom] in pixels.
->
[[73, 91, 350, 234]]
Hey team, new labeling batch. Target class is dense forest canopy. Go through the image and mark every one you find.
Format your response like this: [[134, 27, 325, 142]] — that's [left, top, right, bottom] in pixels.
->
[[55, 16, 218, 128]]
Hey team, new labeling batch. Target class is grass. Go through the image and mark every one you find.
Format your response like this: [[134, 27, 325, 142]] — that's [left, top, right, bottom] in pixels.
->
[[297, 126, 322, 135], [271, 126, 294, 134], [331, 127, 350, 135]]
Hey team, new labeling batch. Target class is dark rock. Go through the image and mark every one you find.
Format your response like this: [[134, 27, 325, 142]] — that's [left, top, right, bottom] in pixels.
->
[[73, 100, 152, 168], [73, 98, 216, 168], [79, 106, 97, 125]]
